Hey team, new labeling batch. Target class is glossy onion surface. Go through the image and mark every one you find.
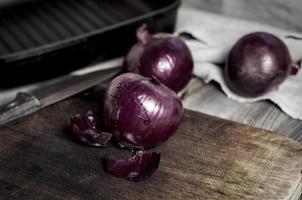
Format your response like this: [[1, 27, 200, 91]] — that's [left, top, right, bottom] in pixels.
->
[[124, 25, 193, 92], [103, 73, 183, 149], [225, 32, 292, 97]]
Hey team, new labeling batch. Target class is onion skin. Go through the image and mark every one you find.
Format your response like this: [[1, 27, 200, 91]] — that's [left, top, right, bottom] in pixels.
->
[[225, 32, 292, 97], [104, 151, 161, 182], [124, 25, 193, 92], [103, 73, 183, 149], [84, 110, 100, 131], [70, 112, 112, 147]]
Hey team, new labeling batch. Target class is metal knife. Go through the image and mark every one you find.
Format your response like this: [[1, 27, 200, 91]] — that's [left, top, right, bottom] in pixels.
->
[[0, 57, 123, 127]]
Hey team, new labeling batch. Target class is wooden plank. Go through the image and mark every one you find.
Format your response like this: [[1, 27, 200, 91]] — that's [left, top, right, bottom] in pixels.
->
[[0, 88, 301, 200], [182, 79, 302, 200], [182, 78, 302, 142]]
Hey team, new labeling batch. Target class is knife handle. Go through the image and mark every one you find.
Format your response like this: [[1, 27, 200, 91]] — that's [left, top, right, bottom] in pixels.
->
[[0, 92, 41, 126]]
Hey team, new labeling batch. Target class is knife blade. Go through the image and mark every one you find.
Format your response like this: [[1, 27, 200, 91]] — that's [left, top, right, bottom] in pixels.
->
[[0, 57, 123, 127]]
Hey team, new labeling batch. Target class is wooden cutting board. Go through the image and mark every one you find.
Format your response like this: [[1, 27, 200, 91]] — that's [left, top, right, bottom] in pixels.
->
[[0, 88, 301, 200]]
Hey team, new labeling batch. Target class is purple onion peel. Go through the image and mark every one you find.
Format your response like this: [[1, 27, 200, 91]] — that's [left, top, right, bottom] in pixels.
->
[[70, 111, 112, 147], [104, 151, 161, 182]]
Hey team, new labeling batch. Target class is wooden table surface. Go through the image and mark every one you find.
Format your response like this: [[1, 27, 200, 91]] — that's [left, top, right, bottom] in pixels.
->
[[183, 78, 302, 143], [183, 79, 302, 200], [0, 68, 301, 200], [177, 3, 302, 198], [0, 85, 301, 200]]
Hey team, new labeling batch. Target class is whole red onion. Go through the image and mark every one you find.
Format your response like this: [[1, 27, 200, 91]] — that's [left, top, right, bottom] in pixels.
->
[[225, 32, 292, 97], [103, 73, 183, 149], [124, 25, 193, 92]]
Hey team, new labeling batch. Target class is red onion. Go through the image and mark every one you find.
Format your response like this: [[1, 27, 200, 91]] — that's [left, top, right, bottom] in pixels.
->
[[103, 73, 183, 149], [291, 59, 302, 75], [124, 25, 193, 92], [70, 111, 112, 147], [225, 32, 292, 97], [104, 151, 160, 182]]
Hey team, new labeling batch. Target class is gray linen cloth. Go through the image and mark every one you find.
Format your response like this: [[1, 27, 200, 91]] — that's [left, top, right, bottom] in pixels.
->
[[177, 8, 302, 120]]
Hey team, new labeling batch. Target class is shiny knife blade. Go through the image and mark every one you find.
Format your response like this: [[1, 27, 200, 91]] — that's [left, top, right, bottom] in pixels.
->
[[0, 57, 123, 127]]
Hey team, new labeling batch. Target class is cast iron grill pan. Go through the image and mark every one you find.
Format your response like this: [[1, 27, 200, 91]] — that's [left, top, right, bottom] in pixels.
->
[[0, 0, 180, 87]]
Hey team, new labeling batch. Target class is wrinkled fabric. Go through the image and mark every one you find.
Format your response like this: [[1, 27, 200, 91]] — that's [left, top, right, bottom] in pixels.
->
[[176, 8, 302, 119]]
